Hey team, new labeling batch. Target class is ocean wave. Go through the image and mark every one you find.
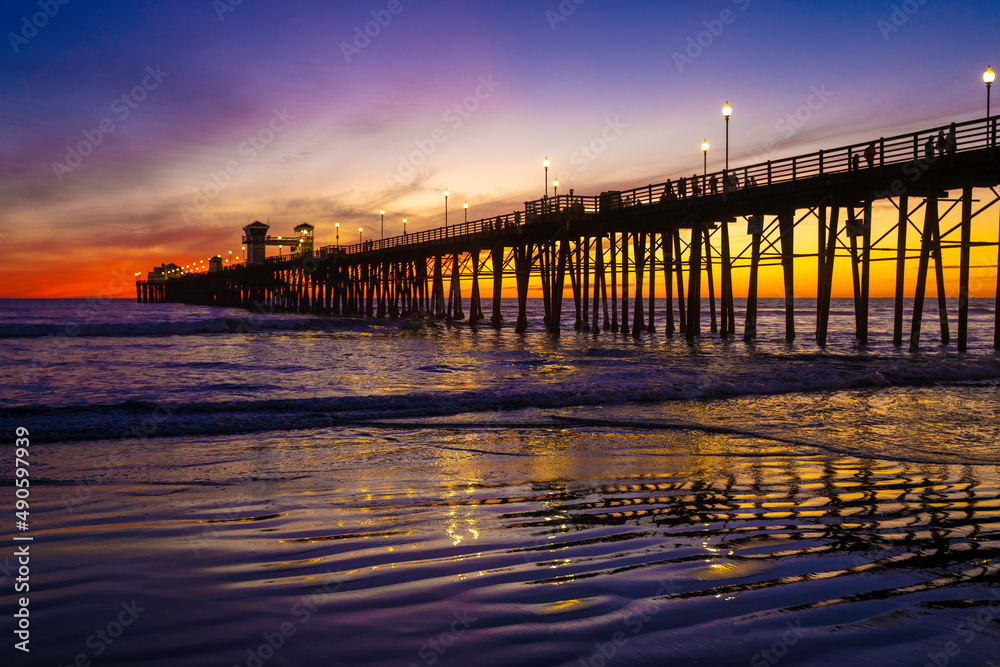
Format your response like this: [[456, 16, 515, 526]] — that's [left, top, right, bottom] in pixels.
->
[[6, 352, 1000, 445]]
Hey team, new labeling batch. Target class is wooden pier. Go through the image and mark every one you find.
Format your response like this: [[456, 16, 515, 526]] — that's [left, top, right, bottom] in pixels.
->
[[138, 116, 1000, 351]]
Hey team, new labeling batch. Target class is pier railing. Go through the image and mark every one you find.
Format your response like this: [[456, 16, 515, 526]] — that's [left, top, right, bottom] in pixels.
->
[[179, 115, 999, 270]]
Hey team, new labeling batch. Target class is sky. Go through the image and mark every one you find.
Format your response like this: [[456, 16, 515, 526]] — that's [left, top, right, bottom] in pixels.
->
[[0, 0, 997, 298]]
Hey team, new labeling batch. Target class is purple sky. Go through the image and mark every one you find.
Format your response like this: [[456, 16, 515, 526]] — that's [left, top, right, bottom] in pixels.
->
[[1, 0, 997, 296]]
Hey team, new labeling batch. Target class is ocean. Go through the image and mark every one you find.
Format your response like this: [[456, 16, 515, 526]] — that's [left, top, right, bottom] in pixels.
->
[[1, 296, 999, 666]]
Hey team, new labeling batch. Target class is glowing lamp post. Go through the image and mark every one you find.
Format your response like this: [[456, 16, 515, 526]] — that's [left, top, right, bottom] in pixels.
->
[[335, 222, 340, 248], [380, 208, 385, 239], [702, 139, 709, 176], [444, 188, 449, 230], [723, 102, 732, 176], [553, 178, 559, 197], [543, 157, 549, 197], [359, 227, 363, 245], [985, 67, 995, 117]]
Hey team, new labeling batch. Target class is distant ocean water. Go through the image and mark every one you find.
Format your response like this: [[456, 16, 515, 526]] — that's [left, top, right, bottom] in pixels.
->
[[2, 297, 999, 666]]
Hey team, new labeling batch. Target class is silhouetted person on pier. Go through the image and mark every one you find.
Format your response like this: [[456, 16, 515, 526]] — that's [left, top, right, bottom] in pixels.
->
[[864, 142, 877, 168], [925, 136, 936, 160], [514, 211, 521, 226], [678, 176, 686, 198], [936, 129, 948, 157], [947, 123, 957, 155], [852, 154, 860, 171], [728, 172, 739, 190], [662, 180, 674, 200], [709, 174, 718, 194], [691, 174, 701, 196]]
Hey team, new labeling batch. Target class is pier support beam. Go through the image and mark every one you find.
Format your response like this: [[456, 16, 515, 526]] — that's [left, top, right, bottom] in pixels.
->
[[958, 187, 972, 351], [744, 221, 762, 342], [621, 232, 630, 335], [817, 207, 839, 346], [610, 232, 619, 332], [631, 233, 646, 337], [470, 249, 484, 324], [490, 245, 504, 328], [514, 243, 532, 333], [686, 227, 702, 340], [779, 210, 795, 342], [673, 230, 687, 335], [892, 197, 908, 347], [910, 195, 939, 352]]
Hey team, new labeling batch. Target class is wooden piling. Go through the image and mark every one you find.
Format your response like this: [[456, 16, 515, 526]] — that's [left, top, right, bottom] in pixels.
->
[[490, 245, 503, 327], [632, 233, 646, 337], [687, 227, 702, 340], [817, 207, 839, 346], [910, 196, 938, 352], [957, 188, 973, 351], [779, 210, 795, 342], [930, 207, 950, 345], [610, 232, 619, 332], [704, 227, 717, 334], [744, 221, 762, 342], [647, 233, 656, 333], [621, 232, 630, 335], [673, 231, 687, 335], [892, 197, 908, 347]]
